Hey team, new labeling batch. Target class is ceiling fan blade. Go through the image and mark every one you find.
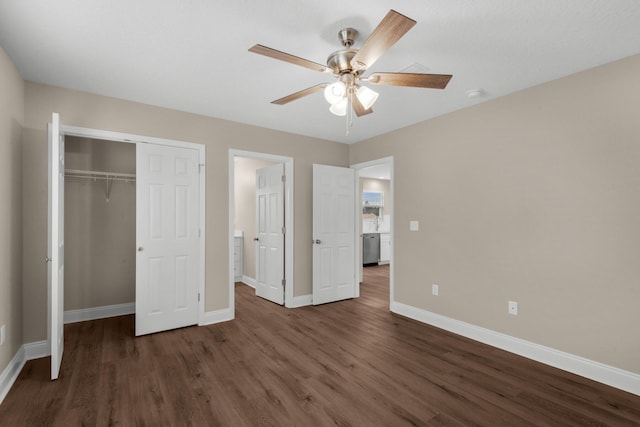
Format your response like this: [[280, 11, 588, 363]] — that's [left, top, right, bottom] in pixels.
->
[[249, 44, 332, 74], [350, 92, 373, 117], [350, 10, 416, 72], [271, 84, 328, 105], [366, 72, 452, 89]]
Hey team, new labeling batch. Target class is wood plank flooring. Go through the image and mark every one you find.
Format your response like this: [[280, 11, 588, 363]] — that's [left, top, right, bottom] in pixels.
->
[[2, 265, 639, 425]]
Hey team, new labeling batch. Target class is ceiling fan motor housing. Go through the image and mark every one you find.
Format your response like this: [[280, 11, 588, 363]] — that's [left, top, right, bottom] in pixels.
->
[[327, 49, 358, 75]]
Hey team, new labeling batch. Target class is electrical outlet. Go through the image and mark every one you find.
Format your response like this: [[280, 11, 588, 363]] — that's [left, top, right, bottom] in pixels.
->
[[432, 284, 439, 296], [409, 220, 419, 231], [508, 301, 518, 316], [0, 324, 5, 346]]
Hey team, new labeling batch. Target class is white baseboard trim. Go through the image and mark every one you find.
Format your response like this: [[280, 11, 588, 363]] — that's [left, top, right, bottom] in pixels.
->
[[201, 308, 234, 326], [64, 302, 135, 324], [288, 294, 312, 308], [24, 340, 49, 360], [0, 339, 50, 405], [241, 275, 255, 288], [391, 301, 640, 397], [0, 346, 26, 405]]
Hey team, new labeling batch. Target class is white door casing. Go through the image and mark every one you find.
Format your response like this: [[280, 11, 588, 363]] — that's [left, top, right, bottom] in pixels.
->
[[136, 143, 200, 335], [47, 112, 64, 380], [255, 163, 285, 305], [312, 164, 356, 305]]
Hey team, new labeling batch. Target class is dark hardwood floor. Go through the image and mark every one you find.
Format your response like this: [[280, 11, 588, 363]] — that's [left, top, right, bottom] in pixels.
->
[[2, 265, 639, 426]]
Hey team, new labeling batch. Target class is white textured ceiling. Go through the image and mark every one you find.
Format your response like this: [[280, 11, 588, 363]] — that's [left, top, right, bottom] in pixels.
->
[[1, 1, 639, 144]]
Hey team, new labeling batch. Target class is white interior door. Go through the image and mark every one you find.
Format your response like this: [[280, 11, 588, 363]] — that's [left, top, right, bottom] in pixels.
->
[[255, 163, 285, 305], [136, 143, 200, 336], [312, 164, 356, 305], [47, 112, 64, 380]]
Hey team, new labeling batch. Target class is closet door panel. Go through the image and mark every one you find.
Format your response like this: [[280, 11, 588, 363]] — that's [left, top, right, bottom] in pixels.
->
[[136, 143, 199, 336]]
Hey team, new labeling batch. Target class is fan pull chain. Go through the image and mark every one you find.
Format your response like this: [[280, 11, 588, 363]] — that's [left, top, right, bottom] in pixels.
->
[[345, 95, 354, 136], [345, 96, 350, 136]]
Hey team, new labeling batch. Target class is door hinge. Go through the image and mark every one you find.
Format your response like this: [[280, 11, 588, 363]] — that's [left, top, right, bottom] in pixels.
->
[[198, 293, 201, 302], [198, 228, 201, 238], [282, 279, 286, 287], [282, 226, 286, 234], [281, 175, 286, 182], [199, 164, 204, 173]]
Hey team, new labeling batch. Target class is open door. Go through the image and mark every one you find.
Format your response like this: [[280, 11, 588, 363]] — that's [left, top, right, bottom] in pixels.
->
[[135, 143, 200, 335], [255, 163, 285, 305], [47, 113, 64, 380], [312, 164, 356, 305]]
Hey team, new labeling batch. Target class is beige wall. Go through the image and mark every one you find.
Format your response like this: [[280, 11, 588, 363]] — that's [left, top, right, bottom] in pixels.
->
[[0, 46, 24, 373], [22, 82, 349, 342], [64, 137, 136, 310], [350, 54, 640, 374], [234, 157, 277, 281]]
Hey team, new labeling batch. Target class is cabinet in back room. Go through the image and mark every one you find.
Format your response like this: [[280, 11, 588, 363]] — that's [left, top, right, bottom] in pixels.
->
[[379, 233, 390, 264]]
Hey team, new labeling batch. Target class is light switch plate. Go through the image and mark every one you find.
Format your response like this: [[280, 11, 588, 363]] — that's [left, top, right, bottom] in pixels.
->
[[0, 324, 5, 346], [410, 220, 419, 231]]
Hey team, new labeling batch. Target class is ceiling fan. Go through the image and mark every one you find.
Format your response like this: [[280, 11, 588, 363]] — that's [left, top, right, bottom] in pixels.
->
[[249, 9, 452, 118]]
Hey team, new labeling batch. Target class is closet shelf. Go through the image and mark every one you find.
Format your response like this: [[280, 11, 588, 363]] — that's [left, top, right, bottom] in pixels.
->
[[64, 169, 135, 202], [64, 169, 136, 182]]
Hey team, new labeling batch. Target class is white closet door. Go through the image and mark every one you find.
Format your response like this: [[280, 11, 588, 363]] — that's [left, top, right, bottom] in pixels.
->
[[136, 143, 200, 336], [47, 112, 64, 380]]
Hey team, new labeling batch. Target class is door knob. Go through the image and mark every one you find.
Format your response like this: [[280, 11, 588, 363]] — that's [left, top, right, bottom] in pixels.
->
[[253, 237, 259, 242], [138, 246, 144, 251], [315, 239, 322, 244], [45, 256, 51, 263]]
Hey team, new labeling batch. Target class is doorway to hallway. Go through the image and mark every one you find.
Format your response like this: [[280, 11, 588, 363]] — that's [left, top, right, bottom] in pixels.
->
[[352, 156, 393, 307]]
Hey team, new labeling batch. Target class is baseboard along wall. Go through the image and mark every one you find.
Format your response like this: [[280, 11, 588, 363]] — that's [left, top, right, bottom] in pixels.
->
[[64, 302, 135, 324], [390, 301, 640, 397]]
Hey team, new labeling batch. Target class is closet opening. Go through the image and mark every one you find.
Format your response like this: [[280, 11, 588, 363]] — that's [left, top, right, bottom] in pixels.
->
[[64, 136, 136, 326]]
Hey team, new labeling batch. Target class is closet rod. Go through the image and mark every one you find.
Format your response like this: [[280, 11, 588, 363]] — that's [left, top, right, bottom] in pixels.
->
[[64, 168, 136, 182]]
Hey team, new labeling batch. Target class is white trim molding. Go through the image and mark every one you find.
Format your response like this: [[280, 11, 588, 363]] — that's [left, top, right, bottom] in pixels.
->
[[391, 301, 640, 397], [0, 340, 50, 405], [24, 340, 49, 360], [0, 346, 25, 405], [201, 308, 234, 326], [64, 302, 135, 324], [241, 276, 256, 288], [288, 294, 312, 308]]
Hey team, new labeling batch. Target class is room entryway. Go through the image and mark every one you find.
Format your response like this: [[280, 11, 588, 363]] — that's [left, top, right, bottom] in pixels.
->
[[229, 150, 293, 310], [352, 157, 393, 307]]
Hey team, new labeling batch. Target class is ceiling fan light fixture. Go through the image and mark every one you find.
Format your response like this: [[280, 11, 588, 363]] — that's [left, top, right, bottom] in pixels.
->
[[329, 97, 348, 116], [356, 85, 379, 110], [324, 81, 347, 105]]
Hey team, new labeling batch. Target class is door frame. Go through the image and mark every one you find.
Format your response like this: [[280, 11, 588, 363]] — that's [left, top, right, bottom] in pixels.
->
[[350, 156, 394, 304], [53, 123, 207, 325], [228, 150, 294, 310]]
